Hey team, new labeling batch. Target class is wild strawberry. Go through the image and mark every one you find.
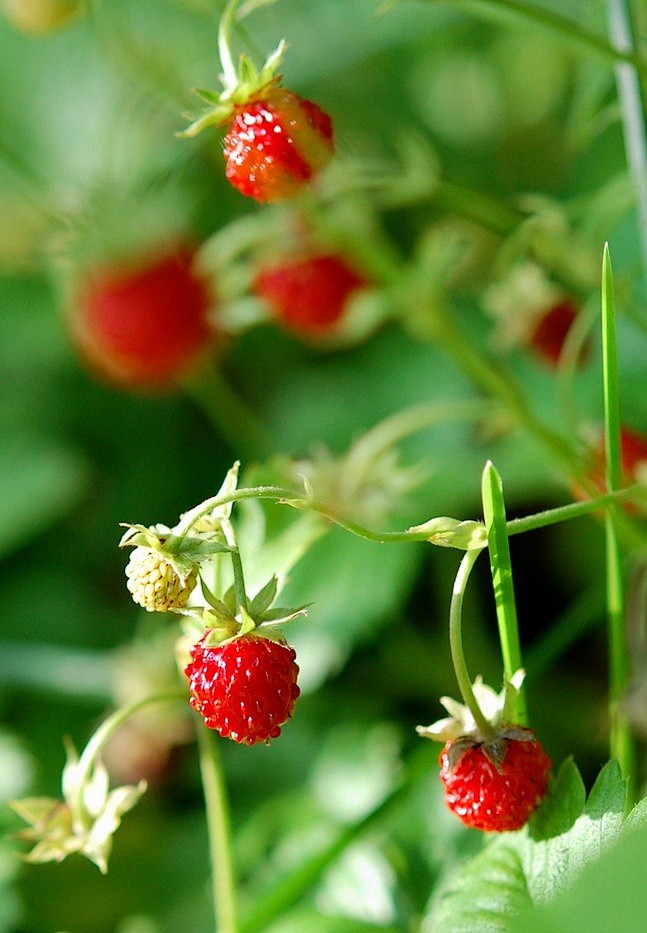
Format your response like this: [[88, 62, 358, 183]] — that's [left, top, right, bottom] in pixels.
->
[[417, 671, 551, 832], [1, 0, 81, 34], [185, 633, 300, 745], [68, 245, 214, 391], [223, 87, 334, 203], [178, 2, 334, 202], [254, 252, 366, 335], [438, 726, 552, 832]]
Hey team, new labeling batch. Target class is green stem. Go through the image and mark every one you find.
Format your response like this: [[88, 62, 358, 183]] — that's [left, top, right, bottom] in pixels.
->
[[218, 0, 240, 90], [221, 518, 250, 612], [174, 479, 646, 549], [76, 691, 185, 791], [449, 549, 495, 738], [196, 722, 239, 933], [481, 461, 527, 724], [601, 246, 635, 797]]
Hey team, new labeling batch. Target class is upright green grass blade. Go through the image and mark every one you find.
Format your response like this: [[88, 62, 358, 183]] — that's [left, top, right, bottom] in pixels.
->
[[601, 245, 635, 798], [481, 461, 527, 725]]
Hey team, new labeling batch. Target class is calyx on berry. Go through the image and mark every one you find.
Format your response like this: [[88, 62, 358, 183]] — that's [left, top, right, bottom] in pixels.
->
[[416, 669, 526, 745], [178, 0, 289, 137]]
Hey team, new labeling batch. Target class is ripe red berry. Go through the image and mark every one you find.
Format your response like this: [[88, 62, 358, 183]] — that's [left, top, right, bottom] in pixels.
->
[[439, 727, 551, 832], [254, 253, 366, 335], [69, 245, 214, 390], [223, 87, 334, 203], [184, 633, 300, 745], [528, 298, 579, 366]]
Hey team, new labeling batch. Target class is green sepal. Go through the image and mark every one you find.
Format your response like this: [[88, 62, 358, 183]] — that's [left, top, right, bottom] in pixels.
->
[[248, 576, 279, 617], [200, 580, 237, 624], [256, 604, 310, 627]]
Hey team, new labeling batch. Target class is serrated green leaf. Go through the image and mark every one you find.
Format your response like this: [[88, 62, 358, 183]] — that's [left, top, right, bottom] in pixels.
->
[[516, 758, 627, 905], [510, 822, 647, 933], [529, 757, 586, 841], [623, 794, 647, 833], [427, 836, 531, 933]]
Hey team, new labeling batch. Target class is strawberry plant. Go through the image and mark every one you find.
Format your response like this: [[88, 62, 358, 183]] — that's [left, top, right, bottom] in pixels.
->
[[3, 0, 647, 931]]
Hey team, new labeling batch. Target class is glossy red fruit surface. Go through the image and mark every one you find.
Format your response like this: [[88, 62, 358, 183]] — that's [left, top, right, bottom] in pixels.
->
[[223, 87, 334, 203], [439, 729, 551, 832], [254, 253, 365, 334], [185, 633, 300, 745], [71, 246, 213, 390]]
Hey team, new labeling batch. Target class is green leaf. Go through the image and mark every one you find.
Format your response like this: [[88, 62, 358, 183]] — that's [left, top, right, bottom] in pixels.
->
[[517, 759, 626, 904], [510, 822, 647, 933], [427, 836, 531, 932], [529, 757, 586, 842]]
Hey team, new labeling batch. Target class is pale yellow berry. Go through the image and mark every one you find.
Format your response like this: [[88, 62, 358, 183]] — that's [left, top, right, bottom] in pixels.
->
[[125, 547, 197, 612]]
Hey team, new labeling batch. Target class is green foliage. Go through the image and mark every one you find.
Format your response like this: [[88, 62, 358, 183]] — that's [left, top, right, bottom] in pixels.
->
[[2, 0, 647, 929]]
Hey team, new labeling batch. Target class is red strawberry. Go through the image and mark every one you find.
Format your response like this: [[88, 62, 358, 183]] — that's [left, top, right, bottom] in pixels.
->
[[184, 632, 300, 745], [439, 726, 551, 832], [223, 87, 334, 203], [69, 245, 214, 390], [528, 298, 579, 366], [254, 252, 366, 334]]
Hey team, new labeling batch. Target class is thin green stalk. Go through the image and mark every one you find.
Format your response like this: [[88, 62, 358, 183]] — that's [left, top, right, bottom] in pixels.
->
[[601, 246, 635, 797], [221, 518, 250, 612], [196, 723, 239, 933], [218, 0, 241, 89], [76, 692, 185, 789], [448, 549, 495, 738], [481, 462, 527, 724]]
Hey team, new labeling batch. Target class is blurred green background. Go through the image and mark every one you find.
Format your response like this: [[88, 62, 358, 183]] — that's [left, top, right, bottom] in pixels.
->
[[1, 0, 647, 930]]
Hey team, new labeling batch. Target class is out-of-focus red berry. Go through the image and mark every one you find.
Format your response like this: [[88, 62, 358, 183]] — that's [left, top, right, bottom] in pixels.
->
[[254, 252, 367, 336], [69, 245, 215, 391]]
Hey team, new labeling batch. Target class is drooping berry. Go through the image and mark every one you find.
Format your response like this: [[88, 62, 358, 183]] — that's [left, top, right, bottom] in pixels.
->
[[125, 547, 198, 613], [254, 252, 366, 335], [223, 87, 334, 203], [185, 633, 300, 745], [69, 245, 214, 390], [439, 727, 551, 832]]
